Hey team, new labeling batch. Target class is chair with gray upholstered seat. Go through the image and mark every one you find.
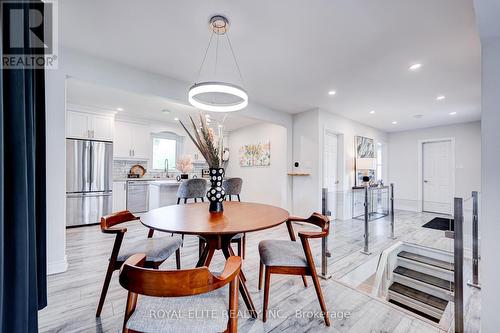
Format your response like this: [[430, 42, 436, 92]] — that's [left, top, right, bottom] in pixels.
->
[[95, 210, 182, 317], [176, 179, 207, 246], [223, 177, 242, 202], [258, 212, 331, 326], [176, 178, 207, 204], [119, 253, 241, 333], [221, 178, 245, 258]]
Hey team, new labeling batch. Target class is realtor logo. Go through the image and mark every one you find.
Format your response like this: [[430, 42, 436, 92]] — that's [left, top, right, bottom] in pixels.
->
[[1, 0, 58, 69]]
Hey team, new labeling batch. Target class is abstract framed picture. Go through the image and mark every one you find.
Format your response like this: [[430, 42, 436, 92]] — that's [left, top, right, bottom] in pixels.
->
[[354, 136, 375, 186], [239, 141, 271, 167]]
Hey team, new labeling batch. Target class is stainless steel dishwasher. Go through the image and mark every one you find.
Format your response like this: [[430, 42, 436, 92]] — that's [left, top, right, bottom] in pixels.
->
[[126, 181, 149, 213]]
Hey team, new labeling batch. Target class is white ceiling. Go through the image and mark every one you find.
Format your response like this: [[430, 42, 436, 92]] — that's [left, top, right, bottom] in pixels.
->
[[60, 0, 481, 132], [66, 79, 261, 131]]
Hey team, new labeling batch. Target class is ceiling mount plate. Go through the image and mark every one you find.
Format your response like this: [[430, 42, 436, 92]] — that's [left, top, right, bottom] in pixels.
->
[[210, 15, 229, 35]]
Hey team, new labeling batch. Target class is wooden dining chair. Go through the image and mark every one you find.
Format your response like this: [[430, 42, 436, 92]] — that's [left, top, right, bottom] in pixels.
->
[[119, 253, 241, 333], [95, 210, 183, 317], [258, 212, 331, 326]]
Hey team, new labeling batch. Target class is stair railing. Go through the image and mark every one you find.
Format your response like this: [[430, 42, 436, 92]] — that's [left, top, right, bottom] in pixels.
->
[[319, 188, 332, 280], [467, 191, 481, 289], [454, 197, 464, 333]]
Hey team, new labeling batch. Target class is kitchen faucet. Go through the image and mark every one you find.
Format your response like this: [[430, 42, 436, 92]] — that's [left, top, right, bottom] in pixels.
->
[[164, 158, 169, 178]]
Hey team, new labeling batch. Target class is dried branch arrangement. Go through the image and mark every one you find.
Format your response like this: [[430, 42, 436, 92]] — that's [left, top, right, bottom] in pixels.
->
[[179, 113, 224, 168]]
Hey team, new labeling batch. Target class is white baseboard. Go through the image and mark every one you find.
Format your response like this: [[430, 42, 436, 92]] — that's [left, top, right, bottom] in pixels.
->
[[47, 256, 68, 275]]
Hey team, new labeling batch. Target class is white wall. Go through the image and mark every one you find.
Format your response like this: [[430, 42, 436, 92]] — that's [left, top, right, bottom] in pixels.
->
[[226, 123, 288, 208], [479, 36, 500, 331], [292, 108, 388, 218], [45, 47, 293, 274], [388, 121, 481, 212]]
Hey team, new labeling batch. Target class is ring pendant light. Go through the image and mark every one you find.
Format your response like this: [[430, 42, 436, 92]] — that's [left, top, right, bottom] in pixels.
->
[[188, 15, 248, 112]]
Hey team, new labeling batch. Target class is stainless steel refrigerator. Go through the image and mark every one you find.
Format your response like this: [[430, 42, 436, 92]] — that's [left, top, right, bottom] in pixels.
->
[[66, 139, 113, 227]]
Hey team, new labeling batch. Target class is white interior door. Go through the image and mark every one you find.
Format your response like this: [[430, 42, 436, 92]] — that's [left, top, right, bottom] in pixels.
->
[[422, 140, 452, 214], [323, 131, 338, 219]]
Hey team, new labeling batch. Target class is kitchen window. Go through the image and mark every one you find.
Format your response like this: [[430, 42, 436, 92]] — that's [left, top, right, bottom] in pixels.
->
[[151, 132, 183, 171]]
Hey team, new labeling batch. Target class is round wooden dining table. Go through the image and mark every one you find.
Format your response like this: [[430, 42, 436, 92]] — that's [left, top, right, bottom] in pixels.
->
[[140, 201, 290, 318]]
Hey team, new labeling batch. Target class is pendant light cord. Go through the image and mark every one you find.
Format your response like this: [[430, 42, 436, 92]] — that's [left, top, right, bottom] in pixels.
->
[[195, 31, 215, 84], [226, 31, 246, 86]]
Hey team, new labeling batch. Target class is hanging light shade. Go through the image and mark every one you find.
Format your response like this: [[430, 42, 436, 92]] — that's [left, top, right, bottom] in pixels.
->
[[188, 15, 248, 112]]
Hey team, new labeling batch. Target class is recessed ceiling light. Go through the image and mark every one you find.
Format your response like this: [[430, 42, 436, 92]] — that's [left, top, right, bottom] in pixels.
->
[[218, 124, 223, 128], [369, 110, 375, 114], [449, 112, 457, 115], [391, 121, 398, 124], [116, 107, 124, 111], [328, 90, 336, 96], [174, 117, 179, 121], [436, 95, 446, 101], [408, 63, 422, 71]]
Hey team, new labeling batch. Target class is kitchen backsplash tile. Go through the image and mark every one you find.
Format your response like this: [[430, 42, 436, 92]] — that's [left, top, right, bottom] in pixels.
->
[[113, 159, 208, 179], [113, 159, 148, 179]]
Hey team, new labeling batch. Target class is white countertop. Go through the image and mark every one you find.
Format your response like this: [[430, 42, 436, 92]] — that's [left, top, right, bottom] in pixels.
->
[[113, 177, 178, 182], [149, 180, 182, 186]]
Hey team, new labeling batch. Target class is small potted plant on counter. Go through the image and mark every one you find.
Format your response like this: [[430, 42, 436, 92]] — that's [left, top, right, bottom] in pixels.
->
[[179, 113, 225, 212], [176, 155, 193, 179]]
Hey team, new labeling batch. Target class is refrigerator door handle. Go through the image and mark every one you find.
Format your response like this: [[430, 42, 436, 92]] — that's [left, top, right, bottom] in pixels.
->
[[89, 140, 94, 191]]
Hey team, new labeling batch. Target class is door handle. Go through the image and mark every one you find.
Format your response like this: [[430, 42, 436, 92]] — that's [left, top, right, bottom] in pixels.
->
[[424, 180, 429, 183]]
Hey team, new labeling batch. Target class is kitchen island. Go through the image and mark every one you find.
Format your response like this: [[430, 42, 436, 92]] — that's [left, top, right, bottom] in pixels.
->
[[148, 180, 182, 210]]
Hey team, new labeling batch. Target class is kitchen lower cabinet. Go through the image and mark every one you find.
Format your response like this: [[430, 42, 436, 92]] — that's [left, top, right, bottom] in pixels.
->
[[149, 181, 180, 210], [112, 181, 127, 212]]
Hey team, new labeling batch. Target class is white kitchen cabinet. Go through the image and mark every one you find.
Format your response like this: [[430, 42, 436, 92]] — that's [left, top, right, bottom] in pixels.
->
[[113, 120, 150, 159], [66, 110, 114, 141], [131, 124, 150, 159], [66, 111, 90, 139], [112, 181, 127, 212], [114, 121, 132, 158], [91, 115, 114, 141]]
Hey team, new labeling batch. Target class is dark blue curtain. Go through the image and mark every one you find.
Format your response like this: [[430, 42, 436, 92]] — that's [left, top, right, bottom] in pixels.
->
[[0, 1, 48, 332]]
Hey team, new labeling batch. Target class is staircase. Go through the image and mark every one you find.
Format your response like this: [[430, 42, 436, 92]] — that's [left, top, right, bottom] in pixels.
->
[[387, 249, 454, 322]]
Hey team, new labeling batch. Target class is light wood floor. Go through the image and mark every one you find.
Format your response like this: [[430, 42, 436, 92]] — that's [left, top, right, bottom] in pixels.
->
[[38, 209, 480, 332]]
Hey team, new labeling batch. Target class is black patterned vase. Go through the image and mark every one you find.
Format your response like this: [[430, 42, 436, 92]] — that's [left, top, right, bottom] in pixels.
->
[[207, 167, 225, 212]]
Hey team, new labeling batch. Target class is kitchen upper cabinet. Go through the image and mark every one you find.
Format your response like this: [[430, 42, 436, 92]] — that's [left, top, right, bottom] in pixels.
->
[[114, 120, 150, 159], [66, 111, 90, 139], [66, 110, 114, 141], [112, 181, 127, 211], [114, 121, 132, 158], [91, 115, 114, 141], [131, 124, 150, 159]]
